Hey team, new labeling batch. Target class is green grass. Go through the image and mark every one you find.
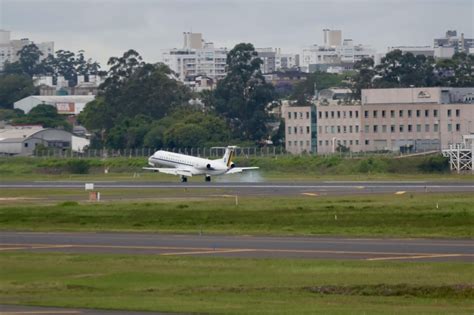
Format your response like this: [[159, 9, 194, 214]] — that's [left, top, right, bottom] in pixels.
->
[[2, 154, 472, 182], [0, 193, 472, 238], [0, 252, 472, 314]]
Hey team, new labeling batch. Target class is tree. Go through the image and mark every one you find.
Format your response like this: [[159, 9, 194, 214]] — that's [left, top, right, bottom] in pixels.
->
[[213, 43, 275, 141], [291, 71, 349, 104], [12, 104, 71, 130], [352, 57, 376, 99], [0, 74, 35, 109], [17, 44, 43, 76], [435, 52, 474, 87]]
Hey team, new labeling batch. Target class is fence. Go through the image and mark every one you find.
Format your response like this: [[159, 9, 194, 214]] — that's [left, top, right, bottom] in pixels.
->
[[25, 146, 419, 159]]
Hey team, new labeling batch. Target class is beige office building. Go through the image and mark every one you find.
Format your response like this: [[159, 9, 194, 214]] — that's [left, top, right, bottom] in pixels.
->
[[283, 87, 474, 154]]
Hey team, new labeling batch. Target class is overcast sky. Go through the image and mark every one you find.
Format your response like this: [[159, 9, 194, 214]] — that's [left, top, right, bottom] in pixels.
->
[[1, 0, 473, 67]]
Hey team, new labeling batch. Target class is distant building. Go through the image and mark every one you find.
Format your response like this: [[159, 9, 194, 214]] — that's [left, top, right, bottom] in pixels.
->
[[283, 87, 474, 154], [301, 29, 375, 73], [34, 75, 103, 96], [387, 46, 435, 57], [0, 30, 54, 71], [162, 33, 228, 81], [256, 48, 298, 73], [434, 30, 474, 54], [0, 125, 89, 156], [183, 75, 215, 92], [14, 95, 95, 115]]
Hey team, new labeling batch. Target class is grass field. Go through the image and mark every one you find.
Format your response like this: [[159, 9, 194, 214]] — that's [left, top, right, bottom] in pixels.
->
[[2, 154, 472, 182], [0, 252, 472, 314], [0, 192, 472, 238]]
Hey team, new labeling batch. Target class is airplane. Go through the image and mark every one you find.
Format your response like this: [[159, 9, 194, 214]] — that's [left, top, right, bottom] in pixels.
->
[[143, 146, 259, 182]]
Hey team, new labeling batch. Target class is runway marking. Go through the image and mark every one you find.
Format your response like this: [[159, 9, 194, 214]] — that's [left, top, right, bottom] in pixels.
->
[[301, 193, 318, 196], [2, 243, 472, 258], [160, 249, 255, 256], [395, 191, 406, 195], [367, 254, 465, 261]]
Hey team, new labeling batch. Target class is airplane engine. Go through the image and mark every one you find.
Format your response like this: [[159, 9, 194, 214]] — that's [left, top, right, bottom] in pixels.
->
[[206, 163, 213, 170], [229, 162, 235, 168]]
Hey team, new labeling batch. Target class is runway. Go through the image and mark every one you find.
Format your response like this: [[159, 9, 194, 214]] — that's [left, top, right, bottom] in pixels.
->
[[1, 232, 472, 262], [1, 180, 473, 196]]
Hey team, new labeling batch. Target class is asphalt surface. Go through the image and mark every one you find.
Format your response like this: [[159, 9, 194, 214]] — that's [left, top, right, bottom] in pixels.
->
[[1, 232, 472, 262], [1, 180, 473, 196]]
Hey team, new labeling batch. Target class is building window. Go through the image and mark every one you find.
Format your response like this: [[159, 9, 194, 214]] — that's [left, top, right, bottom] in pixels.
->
[[24, 142, 28, 148], [325, 126, 329, 133], [365, 140, 370, 145], [343, 126, 347, 133], [337, 111, 341, 118], [373, 110, 378, 118], [416, 110, 420, 117], [399, 125, 404, 132], [456, 109, 460, 117], [382, 125, 387, 133], [288, 141, 291, 146], [447, 109, 452, 117], [425, 124, 430, 132], [337, 126, 341, 133], [343, 111, 346, 118], [349, 111, 353, 118], [408, 110, 412, 117], [306, 140, 310, 146], [306, 126, 310, 134], [288, 127, 291, 134], [391, 110, 395, 118], [364, 125, 370, 133], [343, 140, 347, 146], [349, 125, 353, 133], [319, 140, 322, 146], [325, 112, 329, 118], [350, 140, 353, 145], [382, 110, 386, 118], [300, 126, 303, 134], [364, 110, 369, 118], [293, 112, 297, 119], [299, 112, 303, 119], [399, 110, 403, 117], [319, 112, 322, 119], [456, 123, 460, 132], [331, 111, 335, 118], [294, 141, 298, 146], [325, 140, 329, 146], [425, 109, 429, 117], [331, 126, 335, 133], [306, 112, 310, 119], [288, 112, 291, 119], [355, 111, 359, 118], [355, 125, 359, 133], [300, 141, 303, 146], [391, 125, 395, 133], [294, 127, 297, 134], [355, 140, 359, 145], [319, 126, 322, 134], [433, 109, 438, 117], [416, 124, 421, 132], [408, 124, 412, 132], [373, 125, 378, 133], [434, 124, 439, 132]]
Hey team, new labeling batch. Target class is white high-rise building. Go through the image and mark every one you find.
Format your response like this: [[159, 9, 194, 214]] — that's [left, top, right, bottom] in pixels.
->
[[162, 33, 227, 81], [256, 47, 298, 73], [301, 29, 375, 73], [0, 30, 54, 71]]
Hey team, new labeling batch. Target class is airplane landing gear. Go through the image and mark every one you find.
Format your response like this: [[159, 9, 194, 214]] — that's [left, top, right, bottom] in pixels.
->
[[181, 176, 188, 183], [205, 175, 211, 182]]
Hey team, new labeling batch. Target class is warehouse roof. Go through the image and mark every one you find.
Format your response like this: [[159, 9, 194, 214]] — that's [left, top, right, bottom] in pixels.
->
[[0, 126, 45, 142]]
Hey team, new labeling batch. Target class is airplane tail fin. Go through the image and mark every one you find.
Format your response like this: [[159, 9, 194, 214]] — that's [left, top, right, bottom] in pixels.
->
[[222, 146, 237, 167]]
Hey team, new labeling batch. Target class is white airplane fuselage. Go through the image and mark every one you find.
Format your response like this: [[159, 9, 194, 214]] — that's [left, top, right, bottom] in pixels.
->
[[148, 150, 231, 176]]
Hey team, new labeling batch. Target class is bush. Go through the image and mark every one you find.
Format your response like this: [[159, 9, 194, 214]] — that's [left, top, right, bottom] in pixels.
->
[[67, 160, 91, 174], [418, 156, 449, 173]]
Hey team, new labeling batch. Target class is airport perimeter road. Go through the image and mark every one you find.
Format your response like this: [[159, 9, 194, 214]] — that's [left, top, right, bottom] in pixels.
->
[[1, 232, 472, 262], [0, 181, 473, 196]]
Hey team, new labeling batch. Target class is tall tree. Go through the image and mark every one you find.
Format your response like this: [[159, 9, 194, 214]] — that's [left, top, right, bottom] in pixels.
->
[[212, 43, 275, 141], [352, 57, 376, 99], [0, 74, 35, 109]]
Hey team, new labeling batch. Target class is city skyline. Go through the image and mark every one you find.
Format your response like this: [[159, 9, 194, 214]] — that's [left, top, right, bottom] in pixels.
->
[[1, 0, 473, 66]]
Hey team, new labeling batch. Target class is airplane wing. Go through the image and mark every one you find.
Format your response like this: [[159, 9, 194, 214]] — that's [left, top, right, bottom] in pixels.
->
[[142, 167, 193, 177], [225, 167, 259, 175]]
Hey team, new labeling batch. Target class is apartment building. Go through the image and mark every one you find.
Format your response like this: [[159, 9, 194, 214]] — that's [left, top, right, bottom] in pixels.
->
[[256, 48, 298, 73], [283, 87, 474, 154], [0, 30, 54, 71], [162, 33, 227, 81]]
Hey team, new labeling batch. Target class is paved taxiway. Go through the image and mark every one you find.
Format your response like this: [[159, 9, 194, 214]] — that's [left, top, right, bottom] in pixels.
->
[[1, 181, 473, 196], [1, 232, 472, 262]]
